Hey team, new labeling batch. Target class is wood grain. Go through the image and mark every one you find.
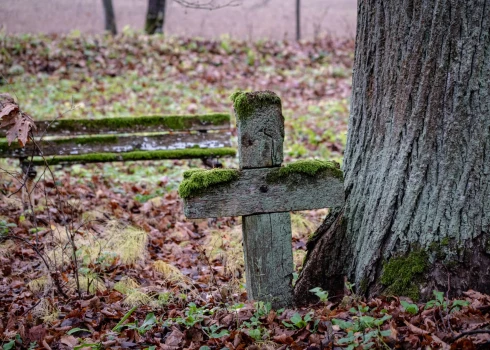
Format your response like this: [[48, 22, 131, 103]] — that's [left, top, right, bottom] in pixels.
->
[[183, 167, 344, 218], [243, 213, 294, 307]]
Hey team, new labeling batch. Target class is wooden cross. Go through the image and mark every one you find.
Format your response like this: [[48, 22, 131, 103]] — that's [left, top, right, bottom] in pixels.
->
[[180, 91, 344, 307]]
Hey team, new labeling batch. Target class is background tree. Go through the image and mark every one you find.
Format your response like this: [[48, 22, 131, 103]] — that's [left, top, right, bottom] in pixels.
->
[[295, 0, 490, 303], [146, 0, 166, 34], [296, 0, 300, 41], [102, 0, 117, 35]]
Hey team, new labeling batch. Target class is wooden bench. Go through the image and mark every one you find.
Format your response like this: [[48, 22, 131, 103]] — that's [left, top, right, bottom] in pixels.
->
[[0, 113, 236, 177]]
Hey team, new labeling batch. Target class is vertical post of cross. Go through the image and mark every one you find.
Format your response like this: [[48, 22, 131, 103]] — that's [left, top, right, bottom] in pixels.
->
[[231, 91, 294, 308]]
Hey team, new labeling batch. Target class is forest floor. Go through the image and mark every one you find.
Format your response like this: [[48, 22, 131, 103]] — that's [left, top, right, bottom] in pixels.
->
[[1, 32, 490, 350]]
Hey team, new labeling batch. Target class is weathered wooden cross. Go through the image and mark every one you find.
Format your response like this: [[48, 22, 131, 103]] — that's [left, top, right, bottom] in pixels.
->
[[179, 91, 344, 307]]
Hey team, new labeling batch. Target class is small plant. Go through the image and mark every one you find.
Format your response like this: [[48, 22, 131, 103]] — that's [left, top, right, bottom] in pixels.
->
[[424, 290, 469, 313], [2, 335, 22, 350], [247, 326, 269, 342], [0, 219, 16, 236], [118, 313, 158, 335], [309, 287, 329, 303], [283, 312, 313, 329], [400, 300, 419, 315], [202, 324, 229, 339], [332, 305, 392, 349], [174, 303, 214, 328]]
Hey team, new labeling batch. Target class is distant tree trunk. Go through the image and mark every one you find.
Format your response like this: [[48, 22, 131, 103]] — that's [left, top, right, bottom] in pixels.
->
[[295, 0, 301, 41], [145, 0, 166, 34], [295, 0, 490, 303], [102, 0, 117, 35]]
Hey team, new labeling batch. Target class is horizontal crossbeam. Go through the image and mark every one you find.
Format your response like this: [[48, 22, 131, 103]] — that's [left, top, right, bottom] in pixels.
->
[[182, 166, 344, 218]]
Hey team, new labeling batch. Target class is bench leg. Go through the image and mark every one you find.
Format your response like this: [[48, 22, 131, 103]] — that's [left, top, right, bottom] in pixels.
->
[[201, 158, 223, 168], [20, 158, 37, 211]]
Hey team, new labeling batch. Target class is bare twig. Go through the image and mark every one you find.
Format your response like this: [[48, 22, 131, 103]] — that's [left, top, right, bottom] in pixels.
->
[[173, 0, 241, 10]]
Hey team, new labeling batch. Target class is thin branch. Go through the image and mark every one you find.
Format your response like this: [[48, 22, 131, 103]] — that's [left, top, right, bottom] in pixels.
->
[[173, 0, 241, 10], [452, 329, 490, 342]]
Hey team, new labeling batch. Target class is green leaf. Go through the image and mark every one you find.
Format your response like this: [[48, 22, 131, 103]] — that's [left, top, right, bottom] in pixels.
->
[[359, 315, 375, 327], [400, 300, 419, 315], [67, 327, 92, 335], [380, 330, 392, 337], [3, 340, 16, 350], [210, 330, 229, 338], [140, 313, 157, 329], [338, 335, 356, 344], [434, 290, 445, 304], [332, 318, 354, 330], [112, 306, 138, 332], [425, 300, 437, 309], [290, 313, 303, 325]]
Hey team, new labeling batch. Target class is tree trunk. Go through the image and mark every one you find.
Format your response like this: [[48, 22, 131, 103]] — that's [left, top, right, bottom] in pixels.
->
[[145, 0, 166, 34], [295, 0, 490, 303], [295, 0, 301, 41], [102, 0, 117, 35]]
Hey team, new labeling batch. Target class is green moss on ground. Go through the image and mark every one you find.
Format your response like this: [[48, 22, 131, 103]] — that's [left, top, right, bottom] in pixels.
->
[[178, 168, 239, 199], [230, 90, 281, 120], [29, 147, 236, 166], [266, 159, 343, 183], [35, 113, 231, 134], [381, 250, 428, 301]]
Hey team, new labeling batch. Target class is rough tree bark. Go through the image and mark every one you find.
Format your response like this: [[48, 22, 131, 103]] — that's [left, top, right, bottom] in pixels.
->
[[102, 0, 117, 35], [145, 0, 166, 34], [295, 0, 490, 303]]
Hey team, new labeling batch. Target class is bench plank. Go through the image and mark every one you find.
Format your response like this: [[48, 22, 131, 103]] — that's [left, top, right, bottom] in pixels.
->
[[27, 147, 236, 166], [183, 167, 344, 218], [0, 132, 232, 158], [0, 114, 231, 137]]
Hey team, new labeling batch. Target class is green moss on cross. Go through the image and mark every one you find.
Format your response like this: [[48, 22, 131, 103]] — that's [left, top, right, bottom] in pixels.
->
[[266, 159, 343, 183], [178, 168, 239, 199], [381, 250, 428, 301], [230, 90, 282, 120]]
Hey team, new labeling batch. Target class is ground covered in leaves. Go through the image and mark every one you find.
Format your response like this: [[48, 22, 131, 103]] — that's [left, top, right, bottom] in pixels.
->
[[1, 32, 490, 350]]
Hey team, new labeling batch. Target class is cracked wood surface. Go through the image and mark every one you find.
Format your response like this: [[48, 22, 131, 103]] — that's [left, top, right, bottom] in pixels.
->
[[236, 94, 293, 308]]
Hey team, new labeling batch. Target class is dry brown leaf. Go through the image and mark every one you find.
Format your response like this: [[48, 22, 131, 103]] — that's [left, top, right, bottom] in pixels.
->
[[0, 93, 36, 146], [404, 320, 429, 335]]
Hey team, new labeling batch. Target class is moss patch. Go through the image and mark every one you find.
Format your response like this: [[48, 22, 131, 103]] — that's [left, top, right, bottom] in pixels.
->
[[230, 90, 281, 120], [266, 159, 343, 183], [178, 168, 239, 199], [31, 113, 231, 135], [381, 250, 428, 301], [29, 147, 236, 166]]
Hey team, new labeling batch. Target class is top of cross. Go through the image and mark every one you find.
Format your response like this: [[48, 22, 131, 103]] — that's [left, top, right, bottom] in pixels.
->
[[179, 91, 344, 219]]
